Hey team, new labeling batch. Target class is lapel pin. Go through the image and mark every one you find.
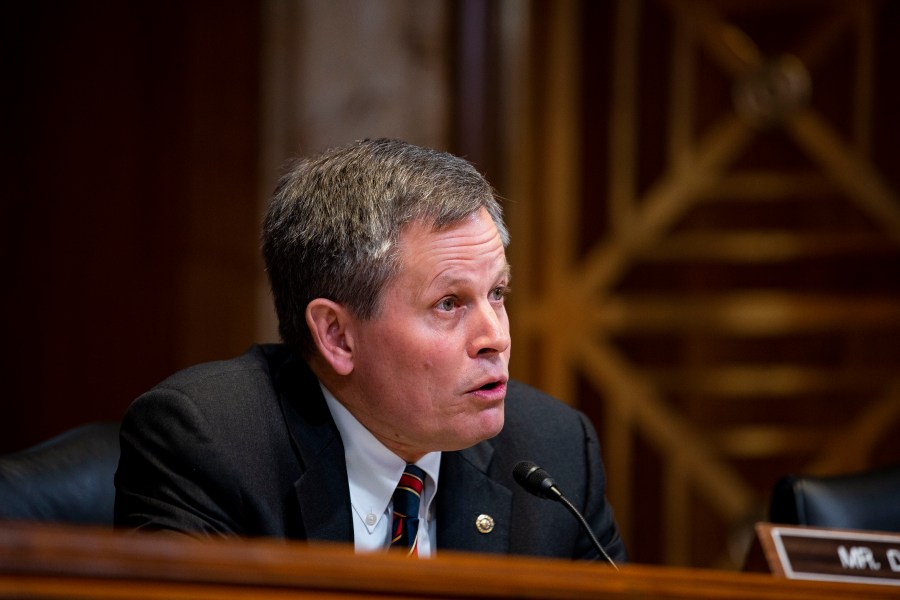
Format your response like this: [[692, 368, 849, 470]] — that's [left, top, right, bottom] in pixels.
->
[[475, 514, 494, 534]]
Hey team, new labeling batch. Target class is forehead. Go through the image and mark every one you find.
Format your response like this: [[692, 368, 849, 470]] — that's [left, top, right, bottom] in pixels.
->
[[400, 208, 501, 251], [395, 209, 507, 278]]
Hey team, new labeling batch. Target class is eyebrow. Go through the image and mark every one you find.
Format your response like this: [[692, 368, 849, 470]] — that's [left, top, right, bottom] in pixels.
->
[[435, 263, 511, 289]]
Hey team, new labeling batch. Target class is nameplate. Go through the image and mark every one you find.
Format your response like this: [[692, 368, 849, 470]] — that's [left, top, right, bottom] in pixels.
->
[[756, 523, 900, 586]]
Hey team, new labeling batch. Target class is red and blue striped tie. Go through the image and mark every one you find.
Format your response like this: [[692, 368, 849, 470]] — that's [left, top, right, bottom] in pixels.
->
[[391, 464, 425, 556]]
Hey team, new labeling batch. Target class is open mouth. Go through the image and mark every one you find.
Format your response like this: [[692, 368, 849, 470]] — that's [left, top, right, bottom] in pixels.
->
[[478, 381, 502, 391], [472, 379, 506, 394]]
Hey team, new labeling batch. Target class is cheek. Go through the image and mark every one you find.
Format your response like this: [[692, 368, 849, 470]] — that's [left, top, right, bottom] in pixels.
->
[[376, 336, 448, 396], [362, 321, 460, 391], [408, 331, 456, 368]]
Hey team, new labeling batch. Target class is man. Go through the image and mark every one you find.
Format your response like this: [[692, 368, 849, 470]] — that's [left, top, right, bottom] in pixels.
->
[[115, 138, 625, 562]]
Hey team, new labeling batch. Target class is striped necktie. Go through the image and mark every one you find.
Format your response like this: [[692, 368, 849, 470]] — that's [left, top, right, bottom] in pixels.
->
[[391, 464, 425, 556]]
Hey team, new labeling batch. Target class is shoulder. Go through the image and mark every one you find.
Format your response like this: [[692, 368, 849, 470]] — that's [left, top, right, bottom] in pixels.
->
[[504, 379, 588, 429], [141, 344, 307, 408], [120, 344, 310, 476], [153, 344, 288, 393], [124, 344, 306, 431], [492, 379, 598, 466], [116, 344, 308, 536]]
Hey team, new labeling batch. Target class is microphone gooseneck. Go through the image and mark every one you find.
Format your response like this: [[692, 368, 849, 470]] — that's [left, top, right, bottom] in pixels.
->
[[512, 460, 618, 570]]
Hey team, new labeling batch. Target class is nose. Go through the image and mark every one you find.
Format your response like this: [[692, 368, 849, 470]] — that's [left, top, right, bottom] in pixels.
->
[[468, 300, 511, 357]]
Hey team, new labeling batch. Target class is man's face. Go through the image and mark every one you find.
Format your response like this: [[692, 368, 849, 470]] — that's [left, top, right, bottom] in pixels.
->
[[345, 207, 511, 461]]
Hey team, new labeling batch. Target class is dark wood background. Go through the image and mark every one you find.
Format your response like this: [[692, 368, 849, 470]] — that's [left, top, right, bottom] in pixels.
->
[[2, 1, 261, 452], [3, 0, 899, 570]]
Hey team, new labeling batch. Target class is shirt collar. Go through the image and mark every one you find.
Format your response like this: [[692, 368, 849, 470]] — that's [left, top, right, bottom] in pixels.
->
[[320, 383, 441, 533]]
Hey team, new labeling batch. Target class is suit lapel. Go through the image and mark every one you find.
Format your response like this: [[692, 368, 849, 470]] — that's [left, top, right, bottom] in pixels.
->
[[437, 440, 512, 554], [274, 352, 354, 544], [293, 435, 354, 543]]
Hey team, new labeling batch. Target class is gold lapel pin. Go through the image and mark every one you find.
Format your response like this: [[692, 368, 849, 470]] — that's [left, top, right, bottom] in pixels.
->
[[475, 514, 494, 534]]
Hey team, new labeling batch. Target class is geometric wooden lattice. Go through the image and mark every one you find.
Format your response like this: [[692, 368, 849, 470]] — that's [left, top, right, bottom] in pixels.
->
[[506, 0, 900, 568]]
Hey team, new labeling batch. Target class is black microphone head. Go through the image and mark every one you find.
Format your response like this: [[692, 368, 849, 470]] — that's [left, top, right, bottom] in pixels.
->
[[512, 462, 618, 569], [513, 460, 560, 500]]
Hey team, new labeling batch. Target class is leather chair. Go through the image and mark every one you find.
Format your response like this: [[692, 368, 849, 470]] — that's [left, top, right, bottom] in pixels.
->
[[769, 463, 900, 533], [0, 422, 120, 526]]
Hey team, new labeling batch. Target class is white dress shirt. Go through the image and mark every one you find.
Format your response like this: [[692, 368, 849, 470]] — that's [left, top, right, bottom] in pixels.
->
[[321, 384, 441, 556]]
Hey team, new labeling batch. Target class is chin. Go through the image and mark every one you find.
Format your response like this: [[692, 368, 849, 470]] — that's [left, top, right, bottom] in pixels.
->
[[475, 412, 505, 442], [443, 419, 504, 451]]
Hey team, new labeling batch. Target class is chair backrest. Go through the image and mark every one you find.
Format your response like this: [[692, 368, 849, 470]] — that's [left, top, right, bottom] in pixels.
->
[[0, 422, 120, 526], [769, 463, 900, 533]]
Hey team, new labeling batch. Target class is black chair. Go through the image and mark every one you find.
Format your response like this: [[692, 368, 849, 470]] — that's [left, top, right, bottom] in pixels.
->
[[769, 463, 900, 533], [0, 422, 120, 526]]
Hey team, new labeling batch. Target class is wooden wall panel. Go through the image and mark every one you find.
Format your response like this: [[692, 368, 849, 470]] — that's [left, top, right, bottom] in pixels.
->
[[503, 0, 900, 568], [1, 1, 261, 453], [256, 0, 453, 340]]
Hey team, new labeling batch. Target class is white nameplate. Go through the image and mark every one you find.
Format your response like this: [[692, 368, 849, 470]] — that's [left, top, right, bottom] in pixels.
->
[[756, 523, 900, 587]]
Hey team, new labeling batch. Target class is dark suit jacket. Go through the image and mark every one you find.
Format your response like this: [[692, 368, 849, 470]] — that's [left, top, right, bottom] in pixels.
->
[[115, 344, 626, 562]]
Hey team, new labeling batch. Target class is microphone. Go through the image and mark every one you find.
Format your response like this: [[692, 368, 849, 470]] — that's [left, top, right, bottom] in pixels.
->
[[513, 461, 618, 569]]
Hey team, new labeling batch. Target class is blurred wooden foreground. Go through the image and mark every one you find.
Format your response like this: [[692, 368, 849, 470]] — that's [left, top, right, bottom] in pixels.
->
[[0, 521, 894, 600]]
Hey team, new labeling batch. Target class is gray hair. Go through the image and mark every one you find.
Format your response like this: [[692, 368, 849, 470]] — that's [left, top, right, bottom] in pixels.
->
[[262, 138, 508, 357]]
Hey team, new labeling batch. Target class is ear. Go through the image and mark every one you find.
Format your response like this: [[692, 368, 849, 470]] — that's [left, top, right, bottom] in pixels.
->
[[306, 298, 356, 376]]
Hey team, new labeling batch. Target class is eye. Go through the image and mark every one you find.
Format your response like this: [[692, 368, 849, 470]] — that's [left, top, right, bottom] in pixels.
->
[[437, 296, 457, 312], [490, 285, 509, 302]]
